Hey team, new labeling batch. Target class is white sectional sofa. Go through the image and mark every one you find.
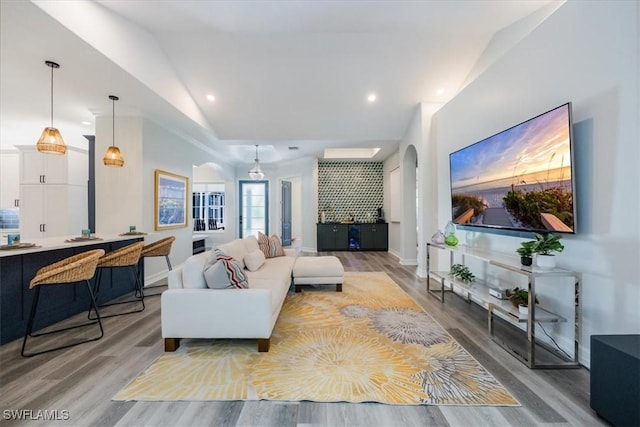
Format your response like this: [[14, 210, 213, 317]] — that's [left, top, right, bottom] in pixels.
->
[[162, 235, 298, 352]]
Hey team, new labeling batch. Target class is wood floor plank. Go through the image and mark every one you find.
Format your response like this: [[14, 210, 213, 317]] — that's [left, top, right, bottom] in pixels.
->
[[447, 328, 566, 424], [0, 252, 604, 427], [172, 401, 244, 427]]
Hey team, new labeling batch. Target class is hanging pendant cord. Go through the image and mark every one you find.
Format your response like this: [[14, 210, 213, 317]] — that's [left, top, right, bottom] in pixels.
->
[[112, 98, 115, 148], [50, 65, 54, 127]]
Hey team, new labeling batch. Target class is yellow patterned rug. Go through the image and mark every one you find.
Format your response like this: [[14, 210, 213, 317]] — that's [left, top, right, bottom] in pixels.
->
[[114, 272, 518, 406]]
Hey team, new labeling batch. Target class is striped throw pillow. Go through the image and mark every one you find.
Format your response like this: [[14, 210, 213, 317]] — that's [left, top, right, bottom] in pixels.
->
[[214, 249, 249, 289], [257, 232, 285, 258]]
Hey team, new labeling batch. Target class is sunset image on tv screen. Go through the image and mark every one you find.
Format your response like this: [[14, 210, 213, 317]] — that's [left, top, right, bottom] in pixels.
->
[[450, 103, 574, 233]]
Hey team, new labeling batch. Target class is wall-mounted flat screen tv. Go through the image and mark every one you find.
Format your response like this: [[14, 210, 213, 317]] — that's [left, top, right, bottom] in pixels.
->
[[449, 102, 576, 234]]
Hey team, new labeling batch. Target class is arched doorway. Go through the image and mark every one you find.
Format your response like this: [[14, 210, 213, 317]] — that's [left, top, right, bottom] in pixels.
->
[[400, 144, 418, 265]]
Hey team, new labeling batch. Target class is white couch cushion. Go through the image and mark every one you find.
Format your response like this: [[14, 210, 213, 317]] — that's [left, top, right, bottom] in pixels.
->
[[181, 251, 209, 289], [244, 249, 266, 272], [247, 255, 296, 281], [217, 239, 248, 269], [243, 235, 260, 253]]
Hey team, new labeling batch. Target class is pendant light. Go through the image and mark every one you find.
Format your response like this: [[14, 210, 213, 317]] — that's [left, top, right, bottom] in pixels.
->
[[103, 95, 124, 167], [36, 60, 67, 155], [248, 144, 264, 180]]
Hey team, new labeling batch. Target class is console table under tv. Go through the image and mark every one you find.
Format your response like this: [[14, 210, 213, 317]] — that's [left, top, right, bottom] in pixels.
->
[[426, 242, 581, 369]]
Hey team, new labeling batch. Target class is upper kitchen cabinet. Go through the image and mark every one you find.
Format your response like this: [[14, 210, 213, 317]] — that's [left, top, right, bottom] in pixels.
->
[[18, 145, 88, 186], [16, 145, 88, 239]]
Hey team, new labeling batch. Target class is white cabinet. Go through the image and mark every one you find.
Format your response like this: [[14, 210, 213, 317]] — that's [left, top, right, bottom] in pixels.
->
[[0, 151, 20, 208], [18, 146, 87, 185], [17, 145, 88, 239], [426, 242, 580, 369], [19, 148, 67, 184]]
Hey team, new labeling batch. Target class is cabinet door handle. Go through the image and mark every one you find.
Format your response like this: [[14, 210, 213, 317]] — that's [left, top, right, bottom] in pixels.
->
[[14, 199, 19, 207], [43, 224, 46, 233]]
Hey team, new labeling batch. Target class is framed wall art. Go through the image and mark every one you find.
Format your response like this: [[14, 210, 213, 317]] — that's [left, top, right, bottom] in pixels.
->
[[154, 169, 189, 230]]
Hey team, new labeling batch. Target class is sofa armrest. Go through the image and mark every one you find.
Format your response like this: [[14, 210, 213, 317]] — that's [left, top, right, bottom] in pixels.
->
[[167, 267, 184, 289], [161, 288, 274, 338]]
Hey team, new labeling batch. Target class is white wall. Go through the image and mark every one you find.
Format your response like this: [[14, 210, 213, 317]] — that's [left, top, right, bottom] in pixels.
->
[[431, 1, 640, 365], [393, 103, 441, 273], [141, 118, 226, 283], [95, 116, 144, 233]]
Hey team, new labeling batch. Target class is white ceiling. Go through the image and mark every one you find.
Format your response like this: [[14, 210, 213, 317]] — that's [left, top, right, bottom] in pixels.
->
[[0, 0, 556, 166]]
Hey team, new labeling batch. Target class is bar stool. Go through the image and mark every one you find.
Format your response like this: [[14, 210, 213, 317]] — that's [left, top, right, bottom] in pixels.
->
[[88, 242, 144, 319], [140, 236, 175, 297], [141, 236, 176, 271], [21, 249, 105, 357]]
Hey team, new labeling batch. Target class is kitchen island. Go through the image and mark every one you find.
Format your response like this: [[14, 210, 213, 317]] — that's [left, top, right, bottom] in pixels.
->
[[0, 234, 145, 345]]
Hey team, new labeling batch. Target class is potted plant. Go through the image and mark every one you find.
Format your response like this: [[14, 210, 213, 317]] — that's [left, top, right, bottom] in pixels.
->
[[506, 287, 539, 315], [516, 240, 536, 266], [533, 233, 564, 269], [450, 263, 475, 283]]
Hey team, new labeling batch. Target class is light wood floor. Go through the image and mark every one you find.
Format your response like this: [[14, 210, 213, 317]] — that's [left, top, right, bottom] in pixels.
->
[[0, 251, 606, 427]]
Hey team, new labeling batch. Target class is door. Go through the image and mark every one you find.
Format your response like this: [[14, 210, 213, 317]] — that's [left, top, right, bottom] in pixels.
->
[[239, 180, 268, 238], [281, 180, 291, 246]]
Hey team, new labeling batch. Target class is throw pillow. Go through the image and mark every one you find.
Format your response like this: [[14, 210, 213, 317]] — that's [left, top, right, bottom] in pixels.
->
[[203, 260, 234, 289], [216, 240, 247, 269], [244, 249, 266, 272], [257, 232, 285, 258], [215, 249, 249, 289]]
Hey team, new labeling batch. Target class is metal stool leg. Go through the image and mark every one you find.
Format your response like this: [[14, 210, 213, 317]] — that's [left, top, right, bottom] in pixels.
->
[[89, 265, 144, 320], [22, 280, 104, 357]]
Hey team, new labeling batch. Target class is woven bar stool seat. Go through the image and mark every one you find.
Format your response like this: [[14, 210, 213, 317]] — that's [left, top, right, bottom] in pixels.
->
[[21, 249, 105, 357], [141, 236, 175, 271], [88, 242, 145, 319]]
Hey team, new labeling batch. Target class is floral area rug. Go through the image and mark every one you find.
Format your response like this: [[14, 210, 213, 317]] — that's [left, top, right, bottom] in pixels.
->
[[114, 272, 518, 406]]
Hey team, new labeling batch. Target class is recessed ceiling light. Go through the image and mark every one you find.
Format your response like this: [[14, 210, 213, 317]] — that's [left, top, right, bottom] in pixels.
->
[[436, 88, 445, 96], [367, 93, 377, 103], [206, 94, 216, 102], [81, 121, 91, 126]]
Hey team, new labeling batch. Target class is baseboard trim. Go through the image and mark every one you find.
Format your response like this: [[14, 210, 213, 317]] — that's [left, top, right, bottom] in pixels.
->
[[399, 258, 418, 266], [388, 249, 400, 259], [144, 270, 169, 287]]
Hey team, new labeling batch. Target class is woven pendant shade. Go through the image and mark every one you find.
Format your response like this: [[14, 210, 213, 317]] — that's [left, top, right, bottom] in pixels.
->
[[103, 146, 124, 167], [37, 61, 67, 155], [103, 95, 125, 167], [36, 127, 67, 155]]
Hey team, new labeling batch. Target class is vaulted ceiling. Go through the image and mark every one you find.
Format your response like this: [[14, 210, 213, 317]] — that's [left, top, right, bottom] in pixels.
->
[[1, 0, 557, 165]]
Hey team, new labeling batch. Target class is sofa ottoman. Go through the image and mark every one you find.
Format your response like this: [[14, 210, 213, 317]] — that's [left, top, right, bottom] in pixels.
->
[[293, 256, 344, 292]]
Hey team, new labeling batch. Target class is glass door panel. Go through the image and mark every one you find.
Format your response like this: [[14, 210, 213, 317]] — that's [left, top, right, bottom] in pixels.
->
[[239, 180, 268, 238]]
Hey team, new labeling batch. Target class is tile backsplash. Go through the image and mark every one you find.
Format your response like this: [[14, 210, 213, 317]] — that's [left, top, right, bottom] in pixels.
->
[[318, 161, 383, 222], [0, 208, 19, 229]]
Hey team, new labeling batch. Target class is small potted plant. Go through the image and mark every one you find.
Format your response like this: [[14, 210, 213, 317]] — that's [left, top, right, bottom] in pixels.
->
[[450, 263, 475, 283], [533, 233, 564, 269], [516, 240, 536, 266], [506, 287, 539, 315]]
